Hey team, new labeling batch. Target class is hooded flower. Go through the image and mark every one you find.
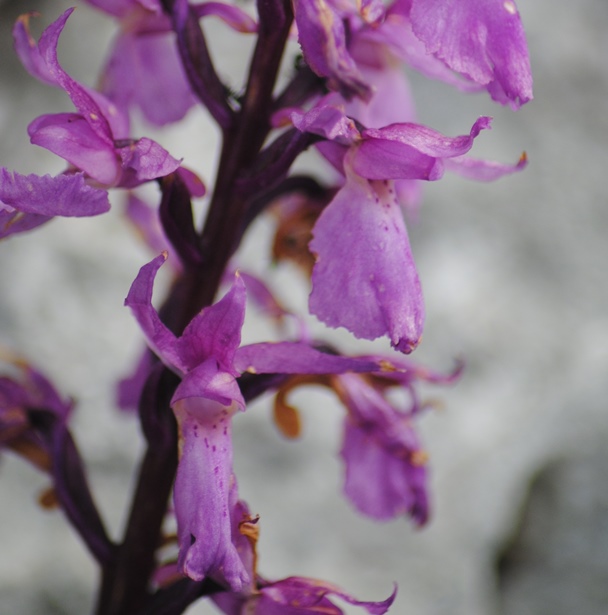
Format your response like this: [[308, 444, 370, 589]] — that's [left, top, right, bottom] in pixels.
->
[[126, 253, 382, 589], [13, 9, 180, 187], [291, 105, 525, 352]]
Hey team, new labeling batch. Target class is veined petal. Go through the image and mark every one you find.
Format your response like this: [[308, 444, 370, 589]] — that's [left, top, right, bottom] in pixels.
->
[[353, 138, 442, 181], [117, 137, 181, 183], [409, 0, 532, 109], [124, 253, 185, 372], [176, 276, 246, 373], [171, 359, 245, 413], [361, 116, 491, 158], [309, 162, 424, 353], [0, 169, 109, 217], [352, 117, 492, 181], [234, 342, 379, 375], [174, 405, 249, 591]]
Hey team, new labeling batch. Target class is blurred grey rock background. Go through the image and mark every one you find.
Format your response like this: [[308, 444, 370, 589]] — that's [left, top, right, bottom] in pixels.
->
[[1, 0, 607, 614]]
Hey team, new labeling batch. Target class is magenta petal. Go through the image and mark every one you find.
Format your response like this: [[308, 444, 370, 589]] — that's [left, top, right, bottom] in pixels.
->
[[0, 167, 108, 238], [361, 116, 491, 159], [174, 406, 249, 591], [28, 114, 121, 185], [409, 0, 532, 109], [35, 9, 115, 142], [291, 105, 360, 145], [293, 0, 370, 99], [234, 342, 379, 375], [257, 577, 396, 615], [353, 139, 441, 181], [176, 276, 246, 373], [124, 254, 185, 372], [353, 117, 492, 181], [444, 151, 528, 180], [341, 416, 428, 523], [172, 360, 245, 412], [13, 14, 58, 87], [0, 169, 110, 217], [117, 137, 181, 183], [309, 169, 424, 353]]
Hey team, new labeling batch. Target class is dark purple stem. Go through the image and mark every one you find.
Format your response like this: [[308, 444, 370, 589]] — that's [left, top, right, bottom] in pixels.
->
[[94, 366, 179, 615], [162, 0, 234, 130]]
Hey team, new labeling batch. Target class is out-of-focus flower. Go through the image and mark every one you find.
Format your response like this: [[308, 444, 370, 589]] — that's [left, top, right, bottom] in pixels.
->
[[0, 352, 71, 470], [85, 0, 256, 125], [273, 356, 462, 524]]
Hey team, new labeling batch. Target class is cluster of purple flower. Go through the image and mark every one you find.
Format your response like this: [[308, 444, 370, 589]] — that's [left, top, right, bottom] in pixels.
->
[[0, 0, 532, 613]]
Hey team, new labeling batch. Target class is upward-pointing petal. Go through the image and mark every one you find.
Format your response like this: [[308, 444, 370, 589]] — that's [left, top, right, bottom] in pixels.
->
[[125, 254, 184, 373]]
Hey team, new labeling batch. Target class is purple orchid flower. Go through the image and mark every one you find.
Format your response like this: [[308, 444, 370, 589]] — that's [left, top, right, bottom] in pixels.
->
[[13, 9, 180, 187], [273, 357, 462, 524], [336, 372, 430, 524], [291, 105, 526, 352], [336, 358, 462, 523], [85, 0, 256, 125], [0, 169, 110, 239], [125, 253, 382, 589]]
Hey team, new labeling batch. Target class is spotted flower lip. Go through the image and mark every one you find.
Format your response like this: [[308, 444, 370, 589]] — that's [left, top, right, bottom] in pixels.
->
[[125, 254, 385, 589], [289, 104, 527, 352], [13, 9, 180, 187]]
